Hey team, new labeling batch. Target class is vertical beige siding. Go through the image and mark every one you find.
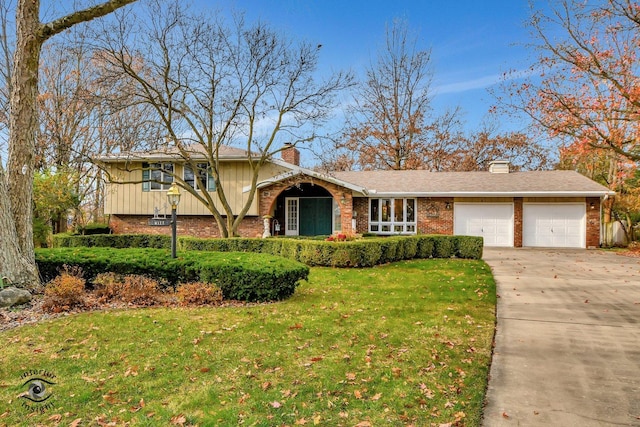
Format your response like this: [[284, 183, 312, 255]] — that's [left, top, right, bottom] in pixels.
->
[[103, 160, 288, 217]]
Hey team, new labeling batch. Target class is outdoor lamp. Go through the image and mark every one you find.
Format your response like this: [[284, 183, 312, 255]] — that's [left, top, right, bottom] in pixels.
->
[[167, 182, 181, 258]]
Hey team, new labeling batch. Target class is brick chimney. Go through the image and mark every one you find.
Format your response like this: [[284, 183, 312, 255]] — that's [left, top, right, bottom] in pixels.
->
[[281, 143, 300, 166]]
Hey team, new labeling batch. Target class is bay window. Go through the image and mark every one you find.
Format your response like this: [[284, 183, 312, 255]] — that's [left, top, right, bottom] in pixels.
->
[[369, 198, 416, 234]]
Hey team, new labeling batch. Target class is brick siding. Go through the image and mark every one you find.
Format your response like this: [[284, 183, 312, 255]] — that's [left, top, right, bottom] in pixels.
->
[[110, 214, 264, 238], [111, 192, 602, 248], [514, 198, 523, 247], [586, 197, 601, 248]]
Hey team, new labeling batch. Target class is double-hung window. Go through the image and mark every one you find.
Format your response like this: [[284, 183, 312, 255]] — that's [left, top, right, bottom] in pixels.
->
[[369, 198, 416, 234], [142, 162, 174, 191], [184, 163, 216, 191]]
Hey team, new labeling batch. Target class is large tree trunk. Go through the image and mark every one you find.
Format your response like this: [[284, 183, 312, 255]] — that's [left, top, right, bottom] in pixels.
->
[[3, 0, 41, 288], [0, 0, 138, 289], [0, 166, 39, 289]]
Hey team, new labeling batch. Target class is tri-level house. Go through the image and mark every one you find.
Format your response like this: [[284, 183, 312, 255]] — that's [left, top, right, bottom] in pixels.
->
[[100, 144, 614, 248]]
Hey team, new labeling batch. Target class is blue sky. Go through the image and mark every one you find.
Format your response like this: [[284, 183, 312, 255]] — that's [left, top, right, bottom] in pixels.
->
[[197, 0, 540, 133]]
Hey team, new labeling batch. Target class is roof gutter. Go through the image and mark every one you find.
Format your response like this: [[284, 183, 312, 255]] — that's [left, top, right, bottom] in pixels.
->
[[366, 190, 616, 198]]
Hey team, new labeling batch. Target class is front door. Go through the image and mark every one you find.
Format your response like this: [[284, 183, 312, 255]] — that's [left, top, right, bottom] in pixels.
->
[[299, 197, 333, 236]]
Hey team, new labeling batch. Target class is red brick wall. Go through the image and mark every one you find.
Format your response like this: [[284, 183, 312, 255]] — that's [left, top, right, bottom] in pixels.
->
[[586, 197, 601, 248], [110, 215, 264, 238], [417, 198, 453, 234], [259, 179, 354, 234], [353, 198, 369, 233], [514, 198, 523, 247]]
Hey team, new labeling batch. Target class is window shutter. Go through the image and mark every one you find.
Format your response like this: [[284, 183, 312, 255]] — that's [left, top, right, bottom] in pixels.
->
[[142, 162, 150, 192]]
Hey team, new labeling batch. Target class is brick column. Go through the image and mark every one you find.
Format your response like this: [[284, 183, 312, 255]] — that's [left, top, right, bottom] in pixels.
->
[[514, 198, 523, 247], [586, 197, 601, 248]]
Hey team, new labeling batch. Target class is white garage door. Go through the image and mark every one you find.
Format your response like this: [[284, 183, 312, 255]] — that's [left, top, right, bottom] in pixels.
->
[[454, 203, 514, 247], [523, 203, 586, 248]]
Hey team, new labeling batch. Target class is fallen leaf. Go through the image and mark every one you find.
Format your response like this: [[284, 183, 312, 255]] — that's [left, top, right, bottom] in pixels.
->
[[354, 390, 363, 399], [502, 412, 510, 419], [69, 418, 82, 427], [295, 417, 307, 425], [371, 392, 382, 401], [199, 367, 210, 373], [270, 401, 281, 408], [171, 414, 187, 425]]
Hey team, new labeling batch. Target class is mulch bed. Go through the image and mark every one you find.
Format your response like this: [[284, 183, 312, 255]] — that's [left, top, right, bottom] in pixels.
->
[[0, 294, 255, 333]]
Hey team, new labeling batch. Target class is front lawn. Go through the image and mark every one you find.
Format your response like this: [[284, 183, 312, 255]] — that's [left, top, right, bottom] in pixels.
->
[[0, 258, 495, 426]]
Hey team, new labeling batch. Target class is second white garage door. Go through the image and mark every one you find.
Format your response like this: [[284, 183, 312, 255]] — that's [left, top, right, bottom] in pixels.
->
[[523, 203, 586, 248], [454, 203, 514, 247]]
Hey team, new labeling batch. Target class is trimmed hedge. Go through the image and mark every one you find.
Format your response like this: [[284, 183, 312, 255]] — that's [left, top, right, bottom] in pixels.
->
[[53, 234, 483, 266], [53, 233, 171, 249], [35, 248, 309, 302]]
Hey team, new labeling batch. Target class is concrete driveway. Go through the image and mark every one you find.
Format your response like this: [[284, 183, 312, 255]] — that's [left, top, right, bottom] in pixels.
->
[[481, 248, 640, 427]]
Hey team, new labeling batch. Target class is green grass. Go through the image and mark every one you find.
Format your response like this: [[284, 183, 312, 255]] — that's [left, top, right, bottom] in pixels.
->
[[0, 259, 495, 426]]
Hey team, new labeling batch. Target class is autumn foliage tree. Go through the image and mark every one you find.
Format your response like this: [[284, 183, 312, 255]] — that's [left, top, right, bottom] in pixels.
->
[[497, 0, 640, 233], [501, 0, 640, 162], [0, 0, 138, 288]]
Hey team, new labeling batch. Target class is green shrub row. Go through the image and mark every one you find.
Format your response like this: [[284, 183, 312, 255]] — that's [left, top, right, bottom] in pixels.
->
[[54, 233, 171, 249], [180, 235, 482, 265], [36, 248, 309, 302], [53, 234, 483, 266]]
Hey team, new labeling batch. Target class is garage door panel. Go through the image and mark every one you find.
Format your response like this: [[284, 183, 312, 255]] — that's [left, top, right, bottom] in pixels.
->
[[454, 203, 514, 247], [523, 204, 585, 248]]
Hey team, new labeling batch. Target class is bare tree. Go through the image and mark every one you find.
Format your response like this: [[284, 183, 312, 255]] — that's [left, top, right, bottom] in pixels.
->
[[337, 19, 464, 171], [97, 1, 352, 237], [0, 0, 15, 152], [37, 33, 163, 227], [0, 0, 138, 288]]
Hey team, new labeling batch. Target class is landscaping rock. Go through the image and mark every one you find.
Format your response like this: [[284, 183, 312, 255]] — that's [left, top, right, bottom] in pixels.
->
[[0, 287, 32, 308]]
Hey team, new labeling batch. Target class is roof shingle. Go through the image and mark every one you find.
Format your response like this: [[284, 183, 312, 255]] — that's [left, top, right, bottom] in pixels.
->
[[332, 170, 613, 196]]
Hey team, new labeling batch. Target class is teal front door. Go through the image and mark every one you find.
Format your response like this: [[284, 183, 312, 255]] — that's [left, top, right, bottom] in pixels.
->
[[299, 197, 332, 236]]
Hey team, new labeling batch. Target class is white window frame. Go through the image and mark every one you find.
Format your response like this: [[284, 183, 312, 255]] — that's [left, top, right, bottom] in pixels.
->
[[332, 198, 342, 233], [285, 197, 299, 236], [369, 198, 417, 235]]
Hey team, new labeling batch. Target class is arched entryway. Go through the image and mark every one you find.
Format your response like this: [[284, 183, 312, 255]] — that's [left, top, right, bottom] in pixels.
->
[[272, 183, 341, 236]]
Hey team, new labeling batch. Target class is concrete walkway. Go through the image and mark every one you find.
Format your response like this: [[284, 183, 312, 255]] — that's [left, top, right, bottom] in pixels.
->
[[481, 248, 640, 427]]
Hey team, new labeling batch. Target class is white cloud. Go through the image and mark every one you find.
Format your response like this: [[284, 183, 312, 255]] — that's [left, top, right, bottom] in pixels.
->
[[434, 67, 540, 95]]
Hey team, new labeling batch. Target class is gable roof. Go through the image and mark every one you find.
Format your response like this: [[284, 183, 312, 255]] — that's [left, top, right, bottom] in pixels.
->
[[332, 170, 614, 197], [246, 159, 369, 194]]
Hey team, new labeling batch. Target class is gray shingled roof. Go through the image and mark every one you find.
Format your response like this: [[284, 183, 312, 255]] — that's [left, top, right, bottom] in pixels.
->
[[98, 145, 251, 162], [332, 170, 613, 197]]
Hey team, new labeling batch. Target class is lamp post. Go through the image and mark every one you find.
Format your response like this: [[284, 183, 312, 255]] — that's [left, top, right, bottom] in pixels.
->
[[166, 182, 181, 258]]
